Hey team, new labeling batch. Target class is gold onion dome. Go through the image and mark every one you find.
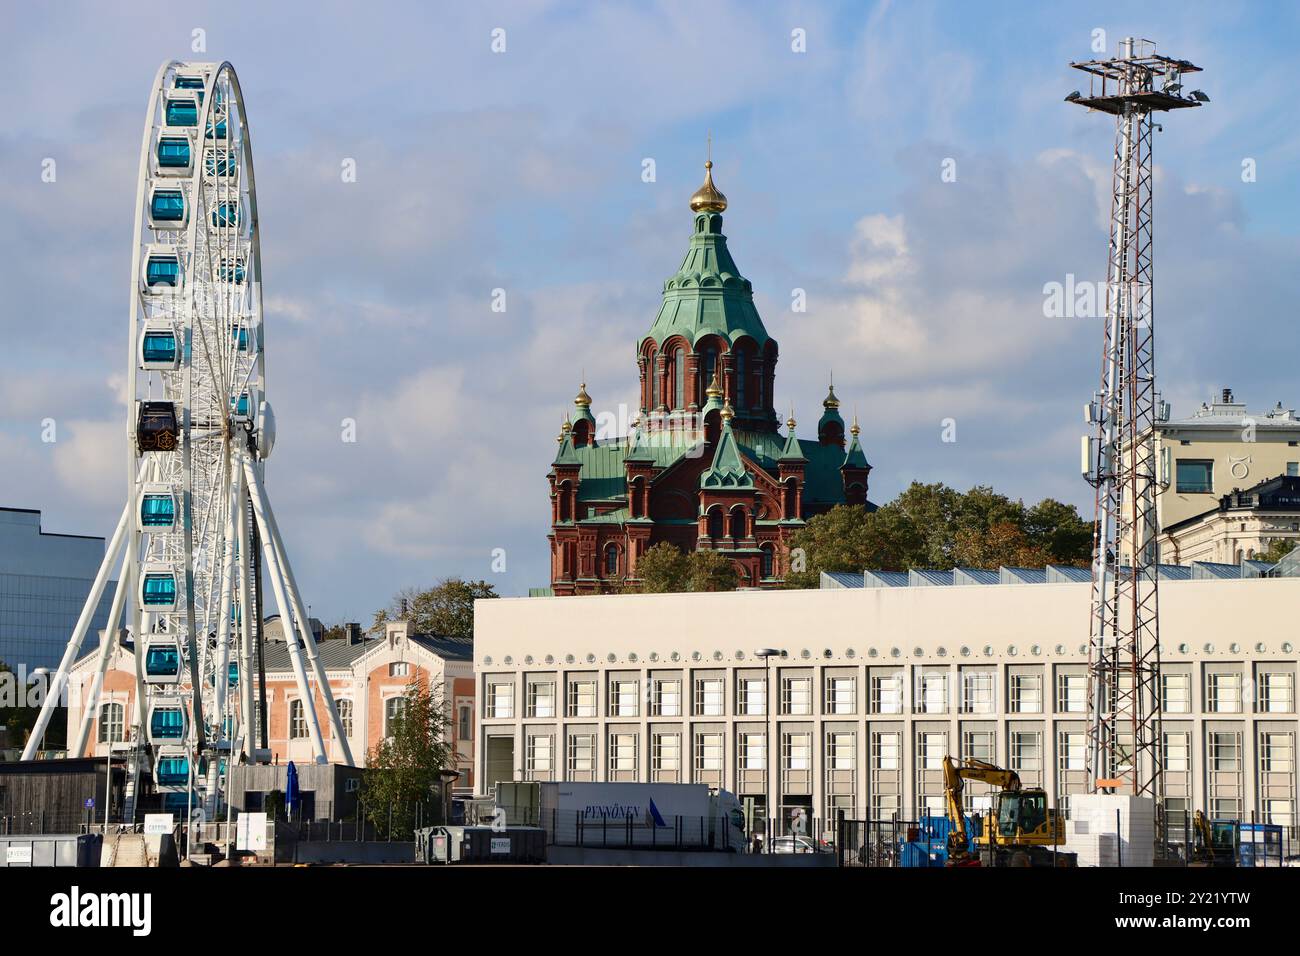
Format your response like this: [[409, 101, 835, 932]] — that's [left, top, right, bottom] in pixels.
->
[[689, 160, 728, 213], [721, 401, 735, 422], [574, 381, 592, 407], [787, 407, 797, 430], [850, 414, 861, 437], [706, 365, 724, 398], [823, 383, 840, 409]]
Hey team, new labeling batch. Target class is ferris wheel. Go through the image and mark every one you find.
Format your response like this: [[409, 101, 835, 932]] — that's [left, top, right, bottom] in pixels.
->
[[26, 61, 351, 817]]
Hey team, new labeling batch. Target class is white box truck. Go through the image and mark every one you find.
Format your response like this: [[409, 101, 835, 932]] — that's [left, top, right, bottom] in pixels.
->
[[531, 782, 747, 852]]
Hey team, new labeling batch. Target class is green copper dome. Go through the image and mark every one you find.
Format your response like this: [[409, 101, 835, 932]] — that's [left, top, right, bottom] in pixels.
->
[[641, 164, 772, 352]]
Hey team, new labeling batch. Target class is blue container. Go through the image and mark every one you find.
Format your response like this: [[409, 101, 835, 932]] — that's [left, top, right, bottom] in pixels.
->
[[151, 708, 185, 740], [141, 330, 178, 366], [150, 189, 185, 222], [141, 573, 177, 606], [140, 492, 176, 527], [156, 755, 190, 788]]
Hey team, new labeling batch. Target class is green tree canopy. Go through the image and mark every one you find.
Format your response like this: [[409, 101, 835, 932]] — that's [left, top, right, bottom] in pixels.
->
[[786, 483, 1093, 588], [626, 542, 742, 594], [362, 677, 456, 839], [370, 578, 498, 637], [1258, 537, 1299, 565]]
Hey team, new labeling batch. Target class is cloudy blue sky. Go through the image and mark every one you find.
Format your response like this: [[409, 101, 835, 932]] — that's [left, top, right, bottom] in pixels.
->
[[1, 1, 1297, 624]]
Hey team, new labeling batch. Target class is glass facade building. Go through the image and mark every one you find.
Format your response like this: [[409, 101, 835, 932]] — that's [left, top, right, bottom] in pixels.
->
[[0, 508, 118, 672]]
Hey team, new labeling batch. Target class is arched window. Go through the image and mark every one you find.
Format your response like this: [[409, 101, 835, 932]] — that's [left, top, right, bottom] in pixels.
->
[[783, 477, 798, 517], [337, 699, 353, 738], [708, 507, 724, 539], [289, 699, 308, 739], [98, 702, 125, 744], [703, 348, 717, 396], [735, 351, 746, 407], [605, 544, 619, 576], [558, 482, 572, 522], [651, 352, 661, 408], [761, 545, 774, 579], [729, 506, 746, 540], [674, 348, 685, 409]]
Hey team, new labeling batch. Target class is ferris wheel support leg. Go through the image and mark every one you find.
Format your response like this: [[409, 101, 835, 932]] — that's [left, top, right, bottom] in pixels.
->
[[71, 545, 134, 758], [205, 461, 240, 816], [242, 455, 329, 761], [235, 478, 257, 761], [21, 499, 131, 761], [242, 455, 355, 767]]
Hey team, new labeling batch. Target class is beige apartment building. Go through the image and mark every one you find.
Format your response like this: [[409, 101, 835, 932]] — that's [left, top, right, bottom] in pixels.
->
[[473, 574, 1299, 840], [1125, 388, 1300, 563]]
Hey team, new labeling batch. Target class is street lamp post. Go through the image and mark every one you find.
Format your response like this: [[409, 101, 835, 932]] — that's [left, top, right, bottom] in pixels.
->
[[754, 648, 784, 853]]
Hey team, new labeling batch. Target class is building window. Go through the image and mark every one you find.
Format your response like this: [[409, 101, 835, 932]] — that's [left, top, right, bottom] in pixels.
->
[[383, 696, 406, 737], [289, 699, 308, 739], [568, 679, 596, 718], [1259, 672, 1294, 713], [735, 350, 746, 407], [604, 544, 619, 577], [828, 732, 855, 770], [487, 681, 514, 719], [389, 661, 409, 677], [874, 732, 900, 771], [702, 348, 716, 397], [963, 729, 995, 764], [652, 733, 680, 772], [526, 735, 553, 774], [651, 678, 681, 716], [609, 733, 637, 773], [1175, 459, 1213, 493], [609, 679, 639, 717], [695, 733, 723, 773], [1059, 732, 1085, 771], [740, 733, 766, 770], [695, 677, 724, 717], [1260, 733, 1293, 773], [527, 681, 555, 718], [737, 677, 766, 716], [568, 733, 595, 774], [1009, 673, 1042, 713], [674, 348, 685, 408], [825, 676, 856, 715], [1161, 673, 1191, 714], [457, 705, 472, 740], [1165, 798, 1190, 840], [784, 733, 811, 771], [961, 671, 995, 714], [782, 676, 812, 715], [337, 699, 353, 738], [1210, 732, 1239, 771], [760, 545, 774, 578], [917, 671, 947, 714], [1010, 731, 1041, 772], [1057, 672, 1087, 713], [1287, 462, 1299, 478], [1163, 731, 1189, 771], [1264, 800, 1293, 829], [97, 702, 125, 744], [871, 673, 903, 714], [1207, 672, 1242, 714], [919, 732, 945, 770], [651, 351, 660, 407]]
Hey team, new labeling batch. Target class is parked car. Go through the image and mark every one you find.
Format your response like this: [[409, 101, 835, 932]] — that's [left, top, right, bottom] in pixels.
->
[[769, 835, 834, 854]]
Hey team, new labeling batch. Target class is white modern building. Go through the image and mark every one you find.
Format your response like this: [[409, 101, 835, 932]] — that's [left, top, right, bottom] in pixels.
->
[[473, 571, 1298, 841]]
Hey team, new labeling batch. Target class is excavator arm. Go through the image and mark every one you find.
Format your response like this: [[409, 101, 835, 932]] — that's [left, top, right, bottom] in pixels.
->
[[943, 757, 1022, 860]]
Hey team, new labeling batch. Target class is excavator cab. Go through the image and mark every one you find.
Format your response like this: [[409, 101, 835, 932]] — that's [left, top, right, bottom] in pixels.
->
[[995, 789, 1049, 841]]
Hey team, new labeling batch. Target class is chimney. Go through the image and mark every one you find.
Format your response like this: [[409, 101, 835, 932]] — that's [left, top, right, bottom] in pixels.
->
[[345, 622, 363, 645]]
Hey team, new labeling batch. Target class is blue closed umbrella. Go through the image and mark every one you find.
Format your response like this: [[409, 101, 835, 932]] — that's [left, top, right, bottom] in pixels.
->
[[286, 761, 299, 821]]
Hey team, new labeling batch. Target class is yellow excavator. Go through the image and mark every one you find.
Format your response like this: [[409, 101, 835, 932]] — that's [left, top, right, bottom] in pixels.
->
[[943, 756, 1077, 867], [1189, 810, 1237, 867]]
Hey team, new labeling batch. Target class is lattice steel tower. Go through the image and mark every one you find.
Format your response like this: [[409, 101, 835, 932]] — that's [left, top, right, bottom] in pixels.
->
[[1068, 39, 1206, 815]]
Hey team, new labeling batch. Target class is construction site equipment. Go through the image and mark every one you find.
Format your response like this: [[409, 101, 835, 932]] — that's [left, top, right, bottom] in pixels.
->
[[1189, 811, 1235, 867], [943, 757, 1076, 867]]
